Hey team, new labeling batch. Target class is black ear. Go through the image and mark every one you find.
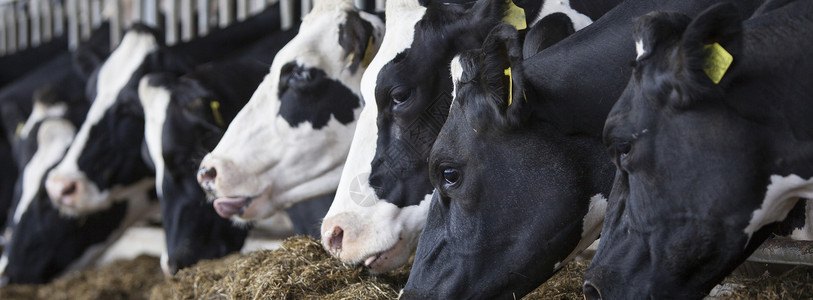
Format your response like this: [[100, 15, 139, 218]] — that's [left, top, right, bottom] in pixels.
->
[[339, 10, 379, 74], [144, 48, 193, 76], [72, 22, 112, 78], [633, 11, 692, 62], [478, 22, 528, 129], [522, 12, 575, 59], [680, 2, 743, 82]]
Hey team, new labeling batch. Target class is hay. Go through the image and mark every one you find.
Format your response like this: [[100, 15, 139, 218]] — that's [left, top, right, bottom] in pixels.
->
[[154, 235, 410, 299], [0, 255, 163, 300], [3, 235, 813, 299]]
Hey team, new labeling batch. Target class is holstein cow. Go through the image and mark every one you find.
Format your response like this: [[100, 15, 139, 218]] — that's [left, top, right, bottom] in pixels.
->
[[585, 1, 813, 298], [44, 7, 286, 275], [402, 0, 767, 298], [0, 87, 157, 285], [320, 0, 621, 274], [196, 0, 384, 228]]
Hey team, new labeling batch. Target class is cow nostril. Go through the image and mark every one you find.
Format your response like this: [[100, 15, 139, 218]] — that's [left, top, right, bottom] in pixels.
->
[[583, 281, 602, 300], [328, 226, 344, 252], [198, 166, 217, 184], [61, 182, 77, 198]]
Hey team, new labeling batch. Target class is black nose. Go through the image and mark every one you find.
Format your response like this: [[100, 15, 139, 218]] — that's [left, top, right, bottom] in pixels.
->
[[583, 280, 602, 300]]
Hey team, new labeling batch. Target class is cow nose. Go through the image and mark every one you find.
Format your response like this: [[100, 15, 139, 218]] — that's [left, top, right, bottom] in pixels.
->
[[325, 226, 344, 255], [197, 166, 217, 187], [583, 281, 602, 300], [45, 178, 79, 206]]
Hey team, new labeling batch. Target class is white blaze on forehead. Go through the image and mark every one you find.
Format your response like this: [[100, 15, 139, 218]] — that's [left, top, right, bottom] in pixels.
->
[[19, 101, 68, 139], [449, 55, 463, 106], [533, 0, 593, 30], [554, 194, 606, 270], [14, 119, 76, 224], [635, 38, 646, 60], [54, 30, 158, 176], [744, 174, 813, 239], [138, 77, 170, 197]]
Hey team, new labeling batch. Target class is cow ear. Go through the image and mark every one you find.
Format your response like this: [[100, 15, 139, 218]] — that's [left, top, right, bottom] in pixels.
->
[[633, 11, 692, 62], [679, 2, 743, 85], [480, 22, 527, 129], [339, 10, 381, 74], [522, 12, 575, 59]]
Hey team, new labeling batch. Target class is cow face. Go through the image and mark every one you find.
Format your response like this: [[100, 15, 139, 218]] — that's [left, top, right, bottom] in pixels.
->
[[138, 61, 267, 275], [45, 26, 185, 215], [585, 4, 813, 298], [321, 0, 507, 274], [402, 24, 613, 298], [197, 0, 383, 223]]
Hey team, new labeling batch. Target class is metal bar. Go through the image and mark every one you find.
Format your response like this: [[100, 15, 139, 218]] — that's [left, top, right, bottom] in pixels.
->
[[165, 0, 178, 45], [142, 0, 158, 28], [353, 0, 362, 10], [130, 0, 142, 26], [67, 0, 78, 49], [248, 0, 264, 16], [30, 0, 42, 47], [375, 0, 384, 11], [53, 0, 64, 37], [109, 0, 121, 48], [748, 238, 813, 266], [180, 0, 193, 41], [300, 0, 308, 19], [16, 1, 28, 51], [6, 3, 17, 53], [236, 0, 246, 21], [218, 0, 232, 28], [279, 0, 292, 30], [41, 0, 52, 42], [196, 0, 208, 35], [79, 0, 91, 39], [90, 0, 101, 27], [0, 6, 7, 55]]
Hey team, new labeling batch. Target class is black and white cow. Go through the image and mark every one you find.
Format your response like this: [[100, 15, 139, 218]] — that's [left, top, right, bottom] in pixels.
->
[[585, 1, 813, 298], [196, 0, 384, 225], [44, 7, 284, 216], [0, 84, 158, 284], [320, 0, 621, 274]]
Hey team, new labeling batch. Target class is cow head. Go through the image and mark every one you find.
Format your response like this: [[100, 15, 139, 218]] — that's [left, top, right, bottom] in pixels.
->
[[45, 25, 187, 215], [138, 61, 268, 275], [585, 3, 813, 298], [196, 0, 384, 223], [401, 23, 613, 298], [321, 0, 512, 273]]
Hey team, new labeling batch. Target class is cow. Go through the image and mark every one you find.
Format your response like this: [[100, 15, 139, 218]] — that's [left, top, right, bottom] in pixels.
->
[[195, 0, 384, 229], [585, 1, 813, 298], [0, 84, 158, 285], [400, 0, 768, 297], [319, 0, 623, 274], [44, 6, 285, 217], [42, 6, 288, 276]]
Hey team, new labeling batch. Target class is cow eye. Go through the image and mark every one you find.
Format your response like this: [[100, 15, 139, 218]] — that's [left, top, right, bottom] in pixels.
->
[[616, 141, 631, 159], [391, 87, 412, 105], [291, 69, 312, 83], [442, 168, 460, 185]]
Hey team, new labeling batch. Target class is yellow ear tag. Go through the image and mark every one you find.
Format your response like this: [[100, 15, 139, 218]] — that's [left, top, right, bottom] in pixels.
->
[[210, 101, 226, 127], [503, 0, 527, 30], [504, 67, 513, 107], [362, 36, 375, 68], [703, 42, 733, 84], [14, 122, 24, 138]]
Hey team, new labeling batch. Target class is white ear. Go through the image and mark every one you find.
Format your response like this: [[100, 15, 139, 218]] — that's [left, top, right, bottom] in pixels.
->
[[744, 174, 813, 240]]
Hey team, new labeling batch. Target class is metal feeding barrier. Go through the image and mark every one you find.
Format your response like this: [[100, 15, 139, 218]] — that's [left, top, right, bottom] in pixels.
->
[[0, 0, 383, 56]]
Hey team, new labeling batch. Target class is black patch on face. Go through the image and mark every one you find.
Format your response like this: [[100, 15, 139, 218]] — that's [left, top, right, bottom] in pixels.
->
[[366, 0, 504, 208], [77, 50, 190, 190], [277, 62, 360, 129]]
